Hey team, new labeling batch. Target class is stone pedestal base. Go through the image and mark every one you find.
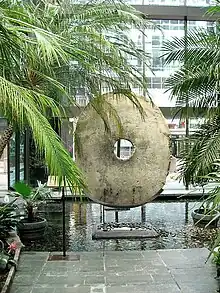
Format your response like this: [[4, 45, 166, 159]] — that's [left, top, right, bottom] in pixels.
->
[[92, 222, 159, 239]]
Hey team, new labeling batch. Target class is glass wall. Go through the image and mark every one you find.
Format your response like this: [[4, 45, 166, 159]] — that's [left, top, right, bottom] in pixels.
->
[[9, 134, 16, 188], [0, 123, 24, 189], [142, 0, 184, 5], [80, 0, 215, 4], [74, 18, 215, 113], [186, 0, 215, 6], [145, 19, 185, 107], [20, 133, 25, 181], [128, 0, 215, 5], [7, 3, 217, 186], [125, 20, 184, 106], [0, 118, 8, 190], [127, 19, 214, 108], [8, 131, 25, 188]]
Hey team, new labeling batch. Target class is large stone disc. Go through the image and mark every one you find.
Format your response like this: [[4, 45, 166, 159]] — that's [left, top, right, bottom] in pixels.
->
[[75, 94, 170, 207]]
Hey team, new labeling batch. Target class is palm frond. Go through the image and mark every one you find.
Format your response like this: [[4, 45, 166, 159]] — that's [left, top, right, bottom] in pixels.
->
[[163, 29, 218, 65], [28, 0, 152, 94], [90, 94, 123, 136], [0, 0, 154, 192], [0, 76, 86, 190], [178, 115, 220, 186], [163, 26, 220, 113], [165, 66, 218, 108]]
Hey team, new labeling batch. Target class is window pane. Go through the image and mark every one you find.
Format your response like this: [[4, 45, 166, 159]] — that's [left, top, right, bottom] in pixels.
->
[[144, 20, 215, 108], [145, 20, 184, 107], [126, 0, 215, 4], [143, 0, 184, 5], [186, 0, 215, 6], [20, 133, 24, 182], [9, 134, 16, 188], [0, 118, 8, 190]]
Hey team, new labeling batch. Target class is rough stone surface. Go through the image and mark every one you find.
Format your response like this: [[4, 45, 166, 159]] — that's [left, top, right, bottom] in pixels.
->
[[92, 229, 159, 239], [93, 222, 159, 239], [75, 94, 170, 207], [9, 249, 219, 293]]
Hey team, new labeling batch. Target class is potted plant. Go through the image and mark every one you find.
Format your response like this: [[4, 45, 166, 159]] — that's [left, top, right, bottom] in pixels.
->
[[212, 246, 220, 278], [191, 167, 220, 228], [12, 181, 51, 240], [191, 185, 220, 228], [0, 200, 18, 242], [191, 189, 220, 228]]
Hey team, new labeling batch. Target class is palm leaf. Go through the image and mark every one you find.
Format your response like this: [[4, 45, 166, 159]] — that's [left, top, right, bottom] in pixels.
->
[[178, 115, 220, 186], [0, 76, 86, 190], [0, 0, 154, 192], [163, 27, 220, 113]]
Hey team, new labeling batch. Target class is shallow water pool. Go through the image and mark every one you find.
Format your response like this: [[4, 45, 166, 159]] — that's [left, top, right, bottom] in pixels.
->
[[23, 200, 218, 252]]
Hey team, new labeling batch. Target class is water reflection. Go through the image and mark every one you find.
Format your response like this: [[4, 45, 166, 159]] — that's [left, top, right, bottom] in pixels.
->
[[66, 201, 201, 252]]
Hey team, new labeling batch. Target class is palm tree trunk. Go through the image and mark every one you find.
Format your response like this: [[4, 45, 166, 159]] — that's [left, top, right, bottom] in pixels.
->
[[0, 124, 13, 159]]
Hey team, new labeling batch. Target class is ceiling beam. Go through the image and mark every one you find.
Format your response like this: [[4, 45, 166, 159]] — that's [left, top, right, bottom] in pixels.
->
[[133, 5, 218, 21]]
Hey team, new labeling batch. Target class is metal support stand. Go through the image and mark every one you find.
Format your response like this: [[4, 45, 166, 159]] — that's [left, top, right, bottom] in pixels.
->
[[103, 205, 105, 224], [185, 201, 189, 224], [101, 205, 105, 257], [141, 205, 146, 223], [117, 139, 121, 158], [100, 204, 103, 223], [102, 237, 105, 257], [115, 211, 119, 223], [62, 186, 66, 257], [140, 240, 145, 251]]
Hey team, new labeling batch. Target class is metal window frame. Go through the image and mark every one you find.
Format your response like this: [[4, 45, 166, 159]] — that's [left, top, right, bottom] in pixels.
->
[[11, 4, 219, 188], [132, 5, 218, 21]]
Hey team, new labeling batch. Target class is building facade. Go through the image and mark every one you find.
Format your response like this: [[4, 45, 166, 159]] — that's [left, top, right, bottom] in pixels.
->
[[0, 1, 217, 189]]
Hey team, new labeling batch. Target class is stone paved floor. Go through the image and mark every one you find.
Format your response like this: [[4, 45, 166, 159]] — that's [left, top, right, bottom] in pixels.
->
[[9, 248, 219, 293]]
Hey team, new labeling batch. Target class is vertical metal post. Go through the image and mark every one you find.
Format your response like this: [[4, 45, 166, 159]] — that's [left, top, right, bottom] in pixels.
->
[[100, 204, 103, 223], [62, 185, 66, 257], [115, 239, 119, 251], [140, 240, 145, 251], [7, 142, 10, 189], [15, 131, 20, 182], [142, 6, 146, 98], [185, 201, 189, 224], [24, 128, 30, 184], [141, 205, 146, 223], [79, 203, 82, 224], [6, 118, 10, 189], [115, 211, 119, 223], [71, 118, 77, 162], [116, 139, 121, 158], [184, 16, 189, 190], [103, 205, 105, 224]]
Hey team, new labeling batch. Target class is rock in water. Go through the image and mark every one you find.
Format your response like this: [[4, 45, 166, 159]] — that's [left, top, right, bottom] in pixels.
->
[[75, 93, 170, 207]]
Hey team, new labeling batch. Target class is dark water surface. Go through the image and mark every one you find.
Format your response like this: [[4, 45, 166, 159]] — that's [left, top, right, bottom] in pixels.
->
[[23, 200, 218, 252]]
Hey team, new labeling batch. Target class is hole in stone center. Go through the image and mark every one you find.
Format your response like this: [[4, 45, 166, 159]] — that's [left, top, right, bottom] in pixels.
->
[[114, 139, 134, 161]]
